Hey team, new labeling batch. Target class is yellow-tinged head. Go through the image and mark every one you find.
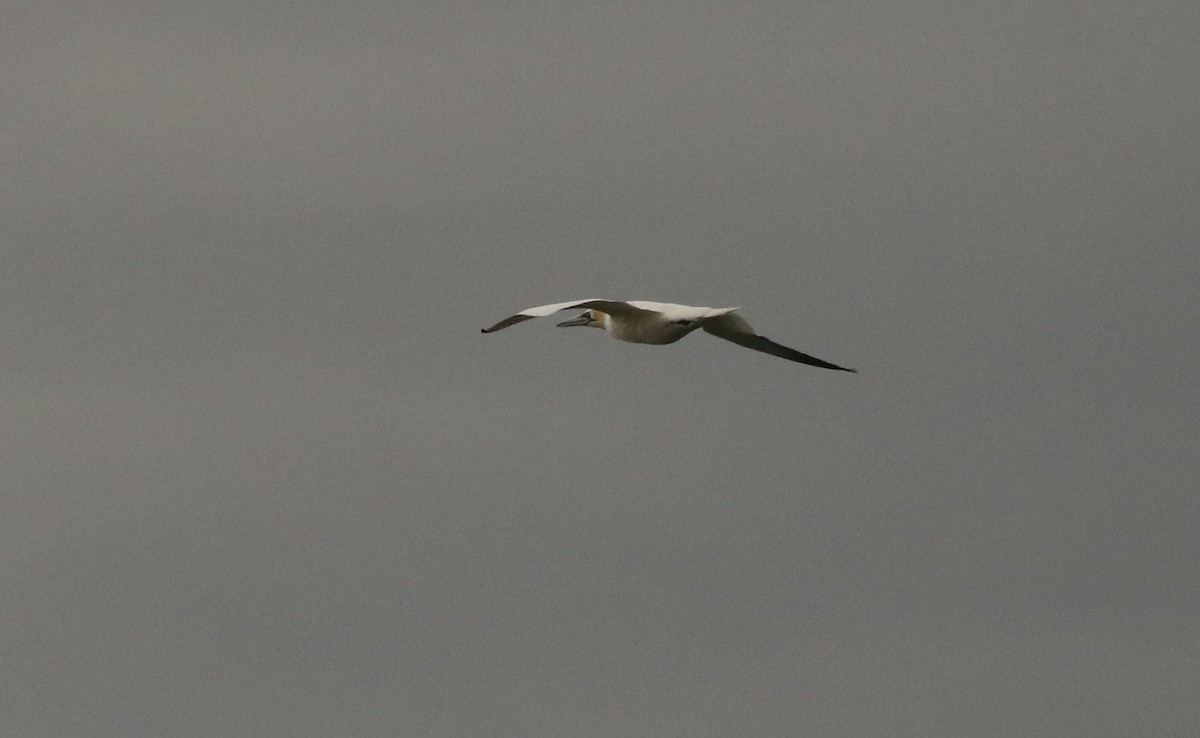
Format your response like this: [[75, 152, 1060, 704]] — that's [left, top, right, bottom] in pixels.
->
[[556, 309, 609, 330]]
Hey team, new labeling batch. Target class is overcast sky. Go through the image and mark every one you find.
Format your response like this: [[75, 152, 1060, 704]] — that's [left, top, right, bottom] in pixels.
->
[[3, 2, 1198, 736]]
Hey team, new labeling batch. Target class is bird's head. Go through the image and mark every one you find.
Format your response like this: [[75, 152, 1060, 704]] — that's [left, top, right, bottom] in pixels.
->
[[556, 309, 607, 330]]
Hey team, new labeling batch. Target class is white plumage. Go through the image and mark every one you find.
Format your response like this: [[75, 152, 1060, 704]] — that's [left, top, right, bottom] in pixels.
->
[[482, 299, 855, 372]]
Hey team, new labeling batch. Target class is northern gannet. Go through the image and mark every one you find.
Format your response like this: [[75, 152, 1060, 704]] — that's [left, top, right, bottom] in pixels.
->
[[482, 299, 856, 372]]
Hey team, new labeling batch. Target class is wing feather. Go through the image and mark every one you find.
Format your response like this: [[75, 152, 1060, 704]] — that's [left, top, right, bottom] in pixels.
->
[[701, 313, 856, 372]]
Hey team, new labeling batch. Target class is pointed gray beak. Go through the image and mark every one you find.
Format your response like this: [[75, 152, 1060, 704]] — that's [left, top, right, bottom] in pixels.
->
[[556, 312, 591, 328]]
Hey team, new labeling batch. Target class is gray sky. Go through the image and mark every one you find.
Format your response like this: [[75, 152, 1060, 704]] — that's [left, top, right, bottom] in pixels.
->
[[3, 2, 1198, 736]]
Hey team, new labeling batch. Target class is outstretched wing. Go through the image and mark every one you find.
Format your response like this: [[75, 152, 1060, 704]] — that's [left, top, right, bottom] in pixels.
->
[[701, 312, 856, 372], [481, 299, 651, 333]]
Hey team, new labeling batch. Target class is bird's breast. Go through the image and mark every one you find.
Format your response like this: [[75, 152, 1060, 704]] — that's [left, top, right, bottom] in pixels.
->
[[609, 318, 694, 345]]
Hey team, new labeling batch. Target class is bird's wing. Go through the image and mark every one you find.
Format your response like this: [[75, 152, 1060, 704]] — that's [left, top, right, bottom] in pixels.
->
[[627, 301, 721, 323], [701, 312, 856, 372], [481, 299, 652, 333]]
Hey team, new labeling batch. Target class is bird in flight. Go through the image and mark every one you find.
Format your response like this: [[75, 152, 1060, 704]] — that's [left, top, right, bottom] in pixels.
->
[[482, 299, 855, 372]]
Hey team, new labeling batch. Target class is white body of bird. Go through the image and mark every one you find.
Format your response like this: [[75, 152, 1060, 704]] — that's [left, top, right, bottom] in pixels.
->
[[482, 299, 855, 372]]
